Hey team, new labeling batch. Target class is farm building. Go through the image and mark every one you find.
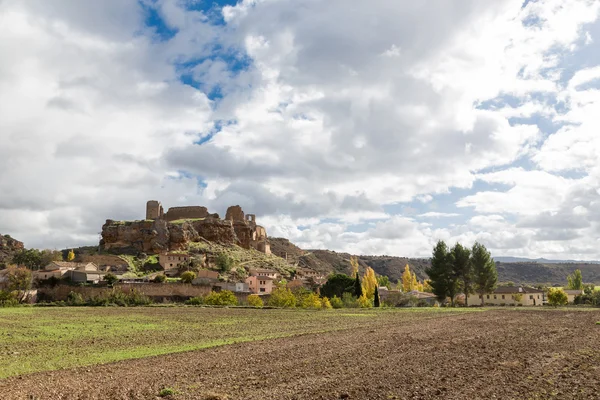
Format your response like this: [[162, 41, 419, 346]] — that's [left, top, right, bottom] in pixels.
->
[[467, 286, 545, 306]]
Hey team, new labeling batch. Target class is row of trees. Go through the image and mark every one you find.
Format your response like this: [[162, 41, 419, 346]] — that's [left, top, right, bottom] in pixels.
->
[[8, 248, 74, 270], [426, 241, 497, 306]]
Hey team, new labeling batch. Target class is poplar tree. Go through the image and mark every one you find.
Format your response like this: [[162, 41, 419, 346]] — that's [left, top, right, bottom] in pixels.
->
[[67, 249, 75, 262], [402, 264, 413, 292], [471, 242, 497, 306], [451, 243, 472, 306], [567, 269, 583, 290], [362, 267, 378, 299]]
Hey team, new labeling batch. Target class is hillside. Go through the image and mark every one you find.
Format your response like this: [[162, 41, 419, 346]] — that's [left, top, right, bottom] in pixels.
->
[[0, 234, 24, 267], [269, 237, 600, 285]]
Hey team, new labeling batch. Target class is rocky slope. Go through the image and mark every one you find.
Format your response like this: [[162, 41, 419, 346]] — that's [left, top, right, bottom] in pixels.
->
[[100, 217, 255, 254], [0, 234, 24, 267]]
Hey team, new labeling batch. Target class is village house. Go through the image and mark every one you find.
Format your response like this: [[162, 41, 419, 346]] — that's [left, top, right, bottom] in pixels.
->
[[65, 263, 111, 284], [564, 289, 584, 304], [406, 290, 438, 305], [245, 275, 274, 294], [158, 252, 190, 273], [249, 268, 280, 281], [467, 286, 545, 306], [192, 269, 220, 285], [295, 267, 322, 280], [33, 262, 97, 281]]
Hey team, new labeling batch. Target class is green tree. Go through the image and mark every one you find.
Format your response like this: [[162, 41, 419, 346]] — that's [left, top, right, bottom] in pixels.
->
[[180, 271, 196, 284], [354, 272, 363, 298], [247, 294, 263, 307], [216, 253, 234, 272], [547, 288, 568, 307], [300, 292, 323, 309], [330, 295, 343, 309], [566, 269, 583, 290], [6, 267, 32, 303], [104, 273, 119, 286], [320, 273, 355, 299], [451, 243, 472, 305], [374, 286, 380, 307], [377, 275, 390, 289], [204, 290, 238, 306], [153, 274, 167, 283], [426, 240, 459, 306], [268, 287, 297, 308], [12, 249, 43, 270], [471, 242, 498, 306]]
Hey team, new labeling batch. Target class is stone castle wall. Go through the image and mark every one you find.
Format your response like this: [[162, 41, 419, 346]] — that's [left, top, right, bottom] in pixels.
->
[[164, 206, 210, 221]]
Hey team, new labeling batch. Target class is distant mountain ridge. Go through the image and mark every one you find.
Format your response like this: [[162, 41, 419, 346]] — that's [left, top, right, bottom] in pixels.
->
[[494, 256, 600, 264]]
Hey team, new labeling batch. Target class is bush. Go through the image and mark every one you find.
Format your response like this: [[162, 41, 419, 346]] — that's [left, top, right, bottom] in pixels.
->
[[185, 296, 204, 305], [159, 387, 175, 397], [87, 288, 151, 307], [321, 296, 332, 309], [300, 292, 322, 309], [358, 294, 372, 308], [216, 253, 234, 272], [0, 290, 19, 307], [247, 294, 263, 308], [204, 290, 238, 306], [330, 295, 343, 309], [341, 292, 358, 308], [180, 271, 196, 284], [268, 287, 297, 308], [66, 291, 85, 306], [153, 274, 167, 283], [547, 288, 568, 307], [104, 273, 119, 286]]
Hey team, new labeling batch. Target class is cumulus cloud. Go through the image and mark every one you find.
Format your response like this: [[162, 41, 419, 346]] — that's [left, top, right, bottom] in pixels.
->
[[1, 0, 600, 261]]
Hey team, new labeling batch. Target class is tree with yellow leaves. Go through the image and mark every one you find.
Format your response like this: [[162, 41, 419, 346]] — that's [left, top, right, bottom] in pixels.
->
[[349, 256, 359, 277], [423, 279, 433, 293], [402, 264, 414, 292], [67, 249, 75, 262], [362, 267, 378, 299]]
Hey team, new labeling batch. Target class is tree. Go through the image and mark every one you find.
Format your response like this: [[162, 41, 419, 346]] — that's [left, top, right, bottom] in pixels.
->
[[268, 287, 297, 308], [67, 249, 75, 262], [425, 240, 459, 305], [357, 294, 372, 308], [402, 264, 414, 292], [247, 294, 263, 307], [180, 271, 196, 284], [350, 256, 359, 277], [471, 242, 498, 306], [451, 243, 472, 305], [300, 292, 323, 309], [104, 273, 119, 286], [204, 290, 238, 306], [422, 279, 433, 293], [6, 266, 32, 303], [354, 272, 362, 298], [330, 295, 343, 309], [362, 267, 377, 299], [320, 274, 355, 299], [377, 275, 390, 289], [216, 253, 234, 272], [12, 249, 43, 270], [567, 269, 583, 290], [374, 286, 380, 307], [547, 288, 568, 307], [40, 249, 63, 266], [153, 274, 167, 283]]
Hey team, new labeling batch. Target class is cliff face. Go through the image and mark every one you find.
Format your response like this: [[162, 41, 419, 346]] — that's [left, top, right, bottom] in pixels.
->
[[0, 234, 24, 265], [100, 218, 253, 254]]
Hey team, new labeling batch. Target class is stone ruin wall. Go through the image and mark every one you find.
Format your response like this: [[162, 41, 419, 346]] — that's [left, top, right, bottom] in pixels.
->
[[164, 206, 210, 222]]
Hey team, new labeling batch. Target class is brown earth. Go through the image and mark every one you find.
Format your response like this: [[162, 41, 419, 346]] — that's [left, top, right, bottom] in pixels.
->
[[2, 309, 600, 399]]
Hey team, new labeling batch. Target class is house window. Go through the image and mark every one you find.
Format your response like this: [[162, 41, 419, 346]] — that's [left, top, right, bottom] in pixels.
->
[[529, 295, 533, 299], [170, 263, 173, 267], [538, 295, 540, 299], [479, 295, 482, 299], [260, 288, 266, 292], [502, 295, 505, 299], [494, 295, 497, 299], [486, 295, 490, 299]]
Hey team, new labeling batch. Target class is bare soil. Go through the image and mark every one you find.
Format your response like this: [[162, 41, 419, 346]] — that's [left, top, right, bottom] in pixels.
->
[[2, 309, 600, 399]]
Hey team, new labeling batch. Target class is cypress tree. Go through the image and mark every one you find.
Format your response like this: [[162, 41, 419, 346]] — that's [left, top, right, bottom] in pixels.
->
[[374, 286, 380, 307], [354, 272, 362, 298]]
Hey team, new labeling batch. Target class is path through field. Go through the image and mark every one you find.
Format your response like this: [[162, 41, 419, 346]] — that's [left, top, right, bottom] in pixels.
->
[[2, 308, 600, 399]]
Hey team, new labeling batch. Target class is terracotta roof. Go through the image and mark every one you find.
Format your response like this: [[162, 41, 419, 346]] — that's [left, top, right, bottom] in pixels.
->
[[252, 275, 275, 280], [493, 286, 544, 294]]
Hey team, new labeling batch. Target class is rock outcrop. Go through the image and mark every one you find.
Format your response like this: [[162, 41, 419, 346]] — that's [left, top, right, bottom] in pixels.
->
[[101, 217, 255, 254], [0, 234, 24, 266]]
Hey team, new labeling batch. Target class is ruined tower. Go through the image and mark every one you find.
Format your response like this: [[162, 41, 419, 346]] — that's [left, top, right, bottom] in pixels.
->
[[146, 200, 164, 220]]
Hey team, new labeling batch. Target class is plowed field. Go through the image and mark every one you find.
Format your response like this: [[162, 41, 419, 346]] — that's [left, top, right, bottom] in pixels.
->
[[1, 307, 599, 399]]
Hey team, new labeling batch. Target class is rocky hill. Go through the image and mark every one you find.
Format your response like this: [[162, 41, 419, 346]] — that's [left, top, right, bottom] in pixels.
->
[[0, 234, 24, 267]]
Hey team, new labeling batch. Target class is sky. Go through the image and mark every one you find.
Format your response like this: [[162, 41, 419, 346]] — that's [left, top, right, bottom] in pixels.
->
[[0, 0, 599, 260]]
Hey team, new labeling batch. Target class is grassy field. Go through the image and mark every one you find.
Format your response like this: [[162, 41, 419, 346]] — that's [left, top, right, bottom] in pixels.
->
[[0, 307, 480, 379]]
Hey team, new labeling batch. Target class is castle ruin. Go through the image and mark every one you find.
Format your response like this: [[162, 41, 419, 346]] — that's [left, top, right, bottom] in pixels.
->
[[146, 201, 270, 254]]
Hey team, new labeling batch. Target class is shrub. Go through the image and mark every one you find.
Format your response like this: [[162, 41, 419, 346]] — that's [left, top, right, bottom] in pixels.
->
[[300, 292, 322, 309], [185, 296, 204, 305], [341, 292, 358, 308], [66, 291, 85, 306], [204, 290, 238, 306], [547, 288, 568, 307], [330, 295, 343, 309], [321, 296, 332, 309], [216, 253, 234, 272], [87, 288, 151, 307], [0, 290, 19, 308], [358, 294, 372, 308], [247, 294, 263, 308], [268, 287, 297, 308], [180, 271, 196, 284], [153, 274, 167, 283], [159, 387, 175, 397]]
